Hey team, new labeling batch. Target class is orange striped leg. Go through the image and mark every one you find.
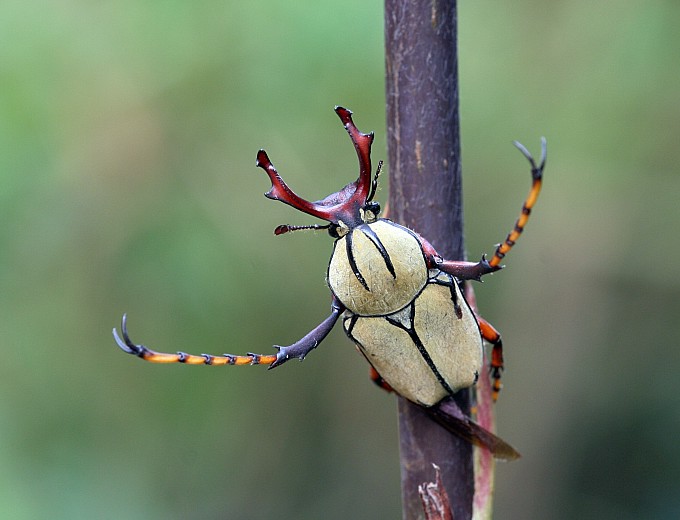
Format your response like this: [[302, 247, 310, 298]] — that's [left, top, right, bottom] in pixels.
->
[[113, 297, 343, 369], [489, 138, 546, 269], [113, 314, 278, 366], [369, 366, 395, 394], [418, 233, 500, 281], [476, 316, 504, 402]]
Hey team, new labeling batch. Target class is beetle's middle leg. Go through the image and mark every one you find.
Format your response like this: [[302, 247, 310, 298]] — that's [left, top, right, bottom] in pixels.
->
[[461, 282, 504, 402], [475, 316, 504, 402], [368, 365, 395, 394]]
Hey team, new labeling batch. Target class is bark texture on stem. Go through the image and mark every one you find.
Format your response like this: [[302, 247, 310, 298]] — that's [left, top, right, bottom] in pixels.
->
[[385, 1, 473, 518]]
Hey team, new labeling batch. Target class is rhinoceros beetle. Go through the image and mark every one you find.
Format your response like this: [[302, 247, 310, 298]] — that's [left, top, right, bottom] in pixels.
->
[[114, 106, 546, 460]]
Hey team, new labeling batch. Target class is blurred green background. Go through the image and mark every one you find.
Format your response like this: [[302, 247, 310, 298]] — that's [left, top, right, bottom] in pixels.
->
[[1, 1, 679, 518]]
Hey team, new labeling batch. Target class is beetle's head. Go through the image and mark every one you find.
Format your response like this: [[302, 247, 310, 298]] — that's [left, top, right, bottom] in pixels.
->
[[256, 106, 382, 238]]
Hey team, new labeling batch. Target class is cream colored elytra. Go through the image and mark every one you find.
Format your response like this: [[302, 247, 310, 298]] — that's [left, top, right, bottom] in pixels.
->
[[326, 217, 483, 406], [327, 220, 428, 316], [344, 271, 482, 406]]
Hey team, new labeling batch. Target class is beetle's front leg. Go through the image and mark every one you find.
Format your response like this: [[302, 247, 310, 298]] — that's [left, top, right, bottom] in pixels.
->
[[114, 296, 344, 369], [418, 234, 500, 281], [434, 256, 501, 281], [269, 295, 345, 368]]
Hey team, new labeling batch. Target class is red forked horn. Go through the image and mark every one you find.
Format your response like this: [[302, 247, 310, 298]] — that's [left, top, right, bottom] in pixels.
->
[[255, 107, 375, 227]]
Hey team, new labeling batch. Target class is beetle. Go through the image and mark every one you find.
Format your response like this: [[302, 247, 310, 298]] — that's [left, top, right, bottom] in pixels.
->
[[114, 106, 545, 460]]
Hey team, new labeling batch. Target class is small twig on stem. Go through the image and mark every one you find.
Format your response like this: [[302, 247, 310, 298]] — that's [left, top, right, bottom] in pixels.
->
[[419, 464, 454, 520]]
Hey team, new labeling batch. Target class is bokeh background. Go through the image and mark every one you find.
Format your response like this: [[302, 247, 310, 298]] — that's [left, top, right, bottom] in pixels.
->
[[2, 1, 679, 518]]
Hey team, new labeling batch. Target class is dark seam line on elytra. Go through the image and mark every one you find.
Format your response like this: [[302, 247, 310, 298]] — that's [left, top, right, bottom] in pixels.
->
[[346, 231, 370, 291], [386, 303, 456, 396], [359, 224, 396, 278]]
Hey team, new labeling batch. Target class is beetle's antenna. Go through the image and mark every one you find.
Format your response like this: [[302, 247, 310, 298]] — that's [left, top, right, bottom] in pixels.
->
[[488, 138, 546, 268], [274, 224, 331, 236], [367, 160, 384, 202]]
